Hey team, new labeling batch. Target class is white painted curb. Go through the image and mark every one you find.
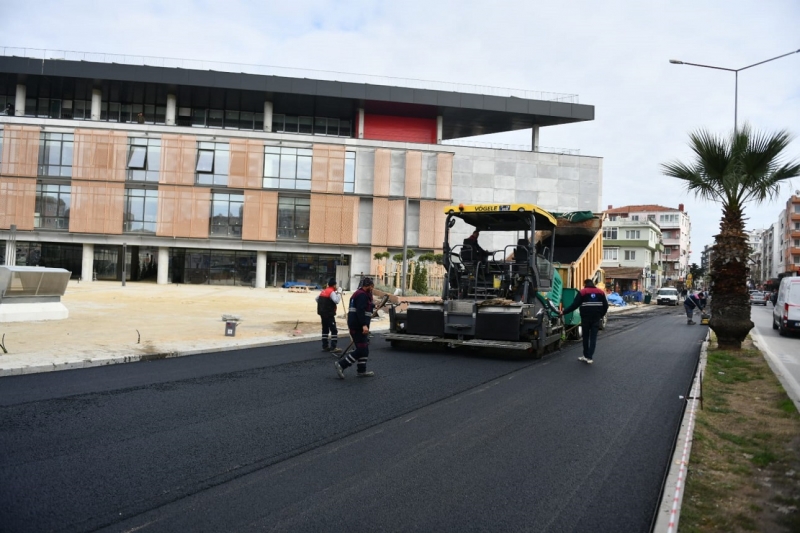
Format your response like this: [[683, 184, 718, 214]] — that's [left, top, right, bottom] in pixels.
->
[[653, 331, 709, 533]]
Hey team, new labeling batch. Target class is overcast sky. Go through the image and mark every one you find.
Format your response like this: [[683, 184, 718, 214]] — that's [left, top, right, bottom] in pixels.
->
[[2, 0, 798, 263]]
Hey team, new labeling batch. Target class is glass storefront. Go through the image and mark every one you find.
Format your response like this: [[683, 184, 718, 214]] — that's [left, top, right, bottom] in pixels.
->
[[2, 242, 82, 278], [94, 245, 158, 281], [169, 249, 256, 286]]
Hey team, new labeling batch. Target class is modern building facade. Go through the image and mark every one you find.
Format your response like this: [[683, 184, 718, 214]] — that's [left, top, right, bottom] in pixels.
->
[[0, 52, 600, 289], [600, 216, 663, 294], [604, 204, 691, 286]]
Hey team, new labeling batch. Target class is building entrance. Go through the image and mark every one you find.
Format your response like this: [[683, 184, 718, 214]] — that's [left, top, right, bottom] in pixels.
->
[[269, 261, 287, 287]]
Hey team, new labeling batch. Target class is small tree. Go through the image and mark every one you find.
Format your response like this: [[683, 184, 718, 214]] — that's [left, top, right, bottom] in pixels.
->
[[373, 251, 390, 284], [414, 253, 436, 295], [392, 250, 415, 289]]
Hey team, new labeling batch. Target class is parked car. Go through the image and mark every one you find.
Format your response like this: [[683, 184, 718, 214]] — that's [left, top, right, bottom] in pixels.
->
[[749, 291, 768, 306], [772, 277, 800, 336], [656, 287, 679, 306]]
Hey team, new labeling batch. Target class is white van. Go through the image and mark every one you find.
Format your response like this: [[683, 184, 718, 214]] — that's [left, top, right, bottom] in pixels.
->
[[772, 276, 800, 336], [656, 287, 679, 306]]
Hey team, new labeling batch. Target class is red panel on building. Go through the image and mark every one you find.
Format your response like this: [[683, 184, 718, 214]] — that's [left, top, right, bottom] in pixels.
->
[[363, 114, 437, 144]]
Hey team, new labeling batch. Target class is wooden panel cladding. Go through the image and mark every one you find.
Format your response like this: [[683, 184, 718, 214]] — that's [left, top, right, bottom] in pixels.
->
[[436, 152, 453, 201], [229, 139, 264, 190], [72, 129, 128, 182], [418, 200, 449, 250], [309, 194, 359, 245], [156, 185, 211, 239], [68, 181, 125, 234], [0, 177, 37, 230], [160, 134, 197, 186], [311, 144, 345, 194], [371, 197, 406, 247], [373, 148, 391, 197], [0, 125, 39, 178], [387, 200, 405, 247], [242, 190, 278, 241], [405, 151, 422, 199]]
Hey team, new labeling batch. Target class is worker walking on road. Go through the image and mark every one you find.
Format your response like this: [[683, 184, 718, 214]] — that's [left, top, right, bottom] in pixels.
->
[[334, 277, 375, 378], [316, 278, 342, 354], [560, 279, 609, 365], [683, 291, 704, 325]]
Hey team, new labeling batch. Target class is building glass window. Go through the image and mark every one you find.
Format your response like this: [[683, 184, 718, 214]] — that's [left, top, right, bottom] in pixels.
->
[[210, 192, 244, 238], [187, 109, 264, 130], [344, 151, 356, 193], [625, 230, 641, 239], [195, 142, 230, 186], [35, 183, 71, 230], [602, 227, 617, 239], [263, 147, 313, 190], [795, 205, 800, 214], [272, 114, 352, 137], [603, 248, 618, 261], [38, 133, 74, 177], [127, 138, 161, 182], [123, 188, 158, 234], [625, 250, 636, 261], [277, 196, 310, 241]]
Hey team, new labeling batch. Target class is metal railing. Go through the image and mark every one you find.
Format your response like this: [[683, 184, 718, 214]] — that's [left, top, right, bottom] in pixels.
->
[[441, 139, 580, 155], [1, 46, 580, 104]]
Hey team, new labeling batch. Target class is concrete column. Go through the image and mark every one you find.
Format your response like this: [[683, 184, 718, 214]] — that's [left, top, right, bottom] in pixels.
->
[[256, 251, 267, 288], [166, 94, 177, 126], [90, 89, 102, 121], [157, 247, 170, 285], [14, 84, 26, 116], [436, 116, 443, 144], [531, 125, 540, 152], [357, 108, 365, 139], [81, 244, 94, 282], [263, 101, 273, 132]]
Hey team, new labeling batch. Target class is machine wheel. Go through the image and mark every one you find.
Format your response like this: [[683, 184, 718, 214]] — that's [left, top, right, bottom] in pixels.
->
[[600, 316, 607, 330], [571, 325, 583, 340], [779, 323, 788, 337]]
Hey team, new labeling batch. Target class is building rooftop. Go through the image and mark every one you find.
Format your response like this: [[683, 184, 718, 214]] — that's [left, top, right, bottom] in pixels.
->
[[0, 49, 595, 140], [605, 204, 684, 214]]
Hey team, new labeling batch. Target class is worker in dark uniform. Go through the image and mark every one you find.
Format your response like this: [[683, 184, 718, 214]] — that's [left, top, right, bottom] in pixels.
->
[[316, 277, 342, 354], [560, 279, 609, 364], [462, 230, 489, 262], [334, 277, 375, 378]]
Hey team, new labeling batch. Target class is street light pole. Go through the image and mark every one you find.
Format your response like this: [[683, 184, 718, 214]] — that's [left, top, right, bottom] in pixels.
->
[[669, 49, 800, 133]]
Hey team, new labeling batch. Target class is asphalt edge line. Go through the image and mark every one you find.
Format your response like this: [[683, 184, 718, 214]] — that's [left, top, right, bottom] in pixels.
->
[[0, 325, 390, 378], [750, 327, 800, 412], [653, 330, 709, 533]]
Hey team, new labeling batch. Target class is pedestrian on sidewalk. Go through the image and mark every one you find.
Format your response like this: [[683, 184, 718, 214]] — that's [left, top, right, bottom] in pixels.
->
[[560, 279, 609, 365], [683, 291, 703, 325], [334, 277, 375, 378], [316, 278, 342, 354]]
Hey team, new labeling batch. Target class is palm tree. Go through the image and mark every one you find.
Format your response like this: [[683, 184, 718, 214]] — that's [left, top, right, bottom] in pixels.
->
[[661, 124, 800, 349]]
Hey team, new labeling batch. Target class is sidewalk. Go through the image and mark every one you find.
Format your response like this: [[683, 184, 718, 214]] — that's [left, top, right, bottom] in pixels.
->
[[0, 281, 385, 377], [0, 282, 652, 377]]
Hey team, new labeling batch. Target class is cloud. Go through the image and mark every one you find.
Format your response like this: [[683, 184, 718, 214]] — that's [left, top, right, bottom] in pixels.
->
[[1, 0, 798, 260]]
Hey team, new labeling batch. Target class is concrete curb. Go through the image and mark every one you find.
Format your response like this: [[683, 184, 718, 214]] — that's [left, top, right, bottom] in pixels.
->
[[750, 328, 800, 413], [653, 330, 710, 533], [0, 325, 391, 378]]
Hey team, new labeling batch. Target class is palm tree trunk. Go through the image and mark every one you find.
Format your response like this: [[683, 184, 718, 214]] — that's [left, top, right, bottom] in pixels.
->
[[708, 205, 753, 349]]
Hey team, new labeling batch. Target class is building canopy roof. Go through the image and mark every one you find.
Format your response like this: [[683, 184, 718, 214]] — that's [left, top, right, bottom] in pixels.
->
[[0, 56, 594, 139]]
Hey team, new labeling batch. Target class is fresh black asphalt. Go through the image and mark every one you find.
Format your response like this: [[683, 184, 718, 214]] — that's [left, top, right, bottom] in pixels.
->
[[0, 306, 705, 532]]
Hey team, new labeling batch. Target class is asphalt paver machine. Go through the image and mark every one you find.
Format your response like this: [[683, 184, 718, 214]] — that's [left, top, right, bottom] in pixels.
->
[[385, 203, 565, 356]]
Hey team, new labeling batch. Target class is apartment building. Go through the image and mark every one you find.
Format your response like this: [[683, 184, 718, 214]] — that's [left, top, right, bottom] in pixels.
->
[[604, 204, 690, 285], [600, 216, 663, 293], [0, 51, 601, 289], [784, 194, 800, 275]]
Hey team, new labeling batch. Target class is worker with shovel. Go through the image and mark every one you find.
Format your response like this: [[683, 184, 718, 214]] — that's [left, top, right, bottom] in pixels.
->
[[334, 277, 376, 378]]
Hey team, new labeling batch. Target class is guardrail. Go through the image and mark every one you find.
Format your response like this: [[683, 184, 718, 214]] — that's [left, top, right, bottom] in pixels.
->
[[441, 139, 580, 155], [1, 46, 580, 104]]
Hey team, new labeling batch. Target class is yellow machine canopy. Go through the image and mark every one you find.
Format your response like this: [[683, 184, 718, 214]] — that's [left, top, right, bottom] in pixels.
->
[[443, 203, 558, 232]]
